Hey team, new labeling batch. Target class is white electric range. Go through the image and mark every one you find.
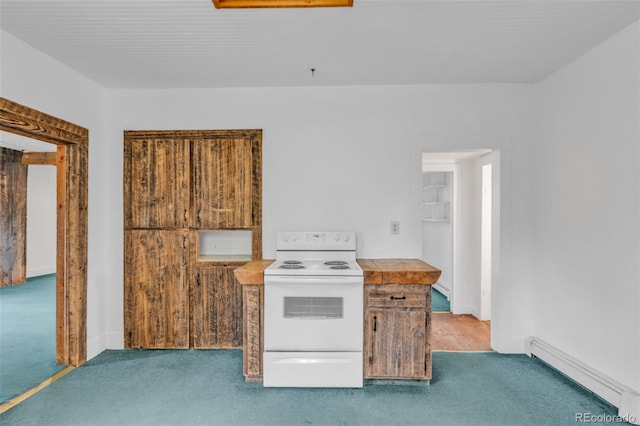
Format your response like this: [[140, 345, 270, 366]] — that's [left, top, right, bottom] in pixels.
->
[[263, 231, 363, 388]]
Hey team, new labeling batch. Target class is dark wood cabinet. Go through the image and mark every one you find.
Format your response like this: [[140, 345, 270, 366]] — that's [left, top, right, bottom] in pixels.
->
[[124, 130, 262, 350], [364, 285, 432, 380], [124, 229, 190, 349]]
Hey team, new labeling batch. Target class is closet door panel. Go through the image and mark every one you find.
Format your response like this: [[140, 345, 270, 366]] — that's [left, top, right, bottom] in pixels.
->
[[124, 137, 189, 229], [191, 134, 260, 229], [124, 229, 189, 348]]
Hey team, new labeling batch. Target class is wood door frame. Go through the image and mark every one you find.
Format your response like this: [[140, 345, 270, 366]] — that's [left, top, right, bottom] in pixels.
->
[[0, 97, 88, 366]]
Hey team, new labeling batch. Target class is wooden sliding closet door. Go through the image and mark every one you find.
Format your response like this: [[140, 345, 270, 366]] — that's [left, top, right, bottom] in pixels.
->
[[124, 129, 262, 350], [0, 148, 27, 286], [124, 229, 189, 349], [124, 134, 191, 349]]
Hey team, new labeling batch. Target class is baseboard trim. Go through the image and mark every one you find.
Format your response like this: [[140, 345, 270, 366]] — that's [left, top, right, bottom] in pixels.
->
[[26, 267, 56, 278], [525, 337, 640, 424], [433, 282, 450, 299], [87, 332, 123, 361]]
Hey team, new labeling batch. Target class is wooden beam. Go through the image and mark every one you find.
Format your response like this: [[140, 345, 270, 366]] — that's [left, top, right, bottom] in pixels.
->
[[57, 143, 89, 366], [0, 98, 88, 147], [212, 0, 353, 8], [21, 151, 57, 166]]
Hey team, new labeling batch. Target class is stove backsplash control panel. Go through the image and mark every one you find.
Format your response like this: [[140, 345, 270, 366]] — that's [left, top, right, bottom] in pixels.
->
[[277, 231, 356, 251]]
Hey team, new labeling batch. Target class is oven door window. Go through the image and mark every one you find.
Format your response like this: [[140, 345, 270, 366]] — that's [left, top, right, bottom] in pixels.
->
[[283, 297, 343, 319]]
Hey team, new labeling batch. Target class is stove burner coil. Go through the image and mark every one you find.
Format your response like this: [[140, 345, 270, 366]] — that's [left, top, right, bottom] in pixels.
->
[[330, 265, 350, 270], [324, 261, 348, 266], [279, 264, 305, 269], [283, 260, 302, 264]]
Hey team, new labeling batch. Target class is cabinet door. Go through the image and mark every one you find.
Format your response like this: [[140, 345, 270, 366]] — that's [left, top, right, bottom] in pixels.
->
[[124, 136, 189, 229], [191, 263, 245, 348], [124, 230, 189, 348], [191, 133, 261, 229], [365, 309, 427, 379]]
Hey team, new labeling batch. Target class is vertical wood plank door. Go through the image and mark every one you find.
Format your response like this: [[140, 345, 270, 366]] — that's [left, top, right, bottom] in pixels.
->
[[123, 136, 190, 229], [365, 309, 428, 379], [191, 131, 262, 229], [124, 229, 190, 348], [191, 262, 245, 348], [0, 148, 27, 286]]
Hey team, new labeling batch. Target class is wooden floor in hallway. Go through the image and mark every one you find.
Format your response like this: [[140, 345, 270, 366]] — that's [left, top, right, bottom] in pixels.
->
[[432, 313, 491, 351]]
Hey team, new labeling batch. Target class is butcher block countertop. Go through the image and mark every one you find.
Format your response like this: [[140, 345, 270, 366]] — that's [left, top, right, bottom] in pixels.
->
[[233, 259, 274, 285], [234, 258, 441, 285]]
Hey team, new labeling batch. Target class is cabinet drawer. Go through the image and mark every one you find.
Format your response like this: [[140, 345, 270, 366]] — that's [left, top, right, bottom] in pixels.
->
[[366, 285, 428, 308]]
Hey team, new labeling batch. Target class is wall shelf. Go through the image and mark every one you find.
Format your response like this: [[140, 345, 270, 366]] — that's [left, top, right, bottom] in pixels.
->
[[421, 172, 450, 222]]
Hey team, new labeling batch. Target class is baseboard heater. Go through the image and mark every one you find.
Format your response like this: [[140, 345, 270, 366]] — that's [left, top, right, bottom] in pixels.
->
[[525, 337, 640, 425]]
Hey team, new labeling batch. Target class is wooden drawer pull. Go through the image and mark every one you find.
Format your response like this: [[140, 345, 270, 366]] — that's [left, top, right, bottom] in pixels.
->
[[390, 295, 406, 300]]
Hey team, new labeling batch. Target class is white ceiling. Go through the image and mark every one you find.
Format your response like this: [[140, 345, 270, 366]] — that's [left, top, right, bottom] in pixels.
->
[[1, 0, 639, 89]]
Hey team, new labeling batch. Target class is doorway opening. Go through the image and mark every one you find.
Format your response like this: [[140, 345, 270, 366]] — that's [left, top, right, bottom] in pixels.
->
[[0, 139, 60, 404], [0, 97, 88, 368], [421, 150, 498, 350]]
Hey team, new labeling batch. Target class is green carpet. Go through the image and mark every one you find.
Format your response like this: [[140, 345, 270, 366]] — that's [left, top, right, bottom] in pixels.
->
[[432, 288, 450, 312], [0, 349, 617, 426], [0, 274, 66, 404]]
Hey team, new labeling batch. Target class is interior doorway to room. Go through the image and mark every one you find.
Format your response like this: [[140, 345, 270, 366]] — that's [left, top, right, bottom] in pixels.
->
[[0, 98, 89, 368], [421, 150, 498, 349], [0, 153, 60, 404]]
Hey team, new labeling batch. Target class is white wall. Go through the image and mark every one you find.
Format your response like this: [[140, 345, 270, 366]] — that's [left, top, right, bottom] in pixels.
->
[[456, 158, 480, 314], [108, 84, 536, 353], [26, 165, 56, 277], [1, 30, 111, 359], [534, 21, 640, 391], [454, 155, 493, 319]]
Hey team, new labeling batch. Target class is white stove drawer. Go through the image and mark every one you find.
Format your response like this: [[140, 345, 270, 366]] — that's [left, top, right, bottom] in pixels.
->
[[263, 352, 363, 388]]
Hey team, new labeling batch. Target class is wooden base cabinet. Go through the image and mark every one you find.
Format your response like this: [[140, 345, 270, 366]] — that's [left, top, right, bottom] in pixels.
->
[[238, 282, 434, 381], [364, 285, 432, 380], [191, 262, 245, 349]]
